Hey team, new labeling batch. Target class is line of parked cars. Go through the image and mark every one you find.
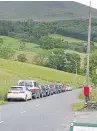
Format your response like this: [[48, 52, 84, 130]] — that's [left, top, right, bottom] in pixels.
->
[[7, 80, 72, 101]]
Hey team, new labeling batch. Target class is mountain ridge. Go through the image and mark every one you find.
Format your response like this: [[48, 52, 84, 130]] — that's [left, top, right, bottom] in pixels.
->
[[0, 1, 97, 21]]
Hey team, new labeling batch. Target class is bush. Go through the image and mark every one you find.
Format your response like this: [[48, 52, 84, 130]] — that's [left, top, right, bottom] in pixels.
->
[[90, 90, 97, 102], [72, 102, 84, 111], [0, 100, 5, 105], [17, 54, 27, 62], [78, 91, 84, 100], [0, 89, 7, 101]]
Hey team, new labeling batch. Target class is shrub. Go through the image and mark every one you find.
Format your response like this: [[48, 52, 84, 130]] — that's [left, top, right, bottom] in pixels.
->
[[0, 100, 5, 105], [17, 54, 27, 62]]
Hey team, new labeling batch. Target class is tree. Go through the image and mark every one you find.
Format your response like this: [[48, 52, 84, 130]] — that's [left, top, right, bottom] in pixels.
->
[[90, 52, 97, 85], [0, 45, 15, 59], [17, 54, 27, 62], [19, 39, 26, 50]]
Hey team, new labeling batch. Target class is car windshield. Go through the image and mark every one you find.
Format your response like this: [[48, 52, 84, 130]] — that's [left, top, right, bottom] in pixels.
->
[[10, 87, 23, 91], [18, 81, 32, 87]]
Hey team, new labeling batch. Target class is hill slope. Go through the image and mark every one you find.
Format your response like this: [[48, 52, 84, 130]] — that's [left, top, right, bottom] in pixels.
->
[[0, 58, 84, 92], [0, 1, 97, 20], [0, 58, 84, 99]]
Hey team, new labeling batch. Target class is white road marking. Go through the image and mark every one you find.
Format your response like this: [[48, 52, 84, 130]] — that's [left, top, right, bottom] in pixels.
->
[[21, 110, 26, 114], [36, 104, 40, 107], [0, 121, 4, 124], [61, 124, 65, 127], [44, 125, 48, 128]]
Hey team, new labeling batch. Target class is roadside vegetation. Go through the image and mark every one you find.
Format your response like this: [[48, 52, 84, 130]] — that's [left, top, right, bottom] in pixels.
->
[[0, 100, 5, 105], [72, 89, 97, 111], [0, 58, 84, 101]]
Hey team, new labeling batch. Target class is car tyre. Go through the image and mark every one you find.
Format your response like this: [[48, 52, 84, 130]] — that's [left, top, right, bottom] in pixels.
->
[[24, 95, 27, 102]]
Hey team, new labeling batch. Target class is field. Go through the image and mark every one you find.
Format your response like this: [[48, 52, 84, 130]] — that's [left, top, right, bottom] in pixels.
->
[[0, 58, 85, 100], [49, 34, 85, 43]]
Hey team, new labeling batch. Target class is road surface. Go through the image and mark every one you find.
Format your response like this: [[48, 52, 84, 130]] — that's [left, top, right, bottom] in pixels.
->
[[0, 89, 80, 131]]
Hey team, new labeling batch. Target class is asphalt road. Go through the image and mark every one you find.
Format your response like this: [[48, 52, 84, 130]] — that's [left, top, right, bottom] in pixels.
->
[[0, 89, 80, 131]]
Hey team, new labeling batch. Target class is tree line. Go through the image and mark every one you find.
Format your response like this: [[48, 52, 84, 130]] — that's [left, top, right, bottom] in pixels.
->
[[0, 18, 97, 43]]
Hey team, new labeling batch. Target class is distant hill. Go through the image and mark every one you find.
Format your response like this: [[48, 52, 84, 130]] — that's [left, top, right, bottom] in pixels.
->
[[0, 1, 97, 21]]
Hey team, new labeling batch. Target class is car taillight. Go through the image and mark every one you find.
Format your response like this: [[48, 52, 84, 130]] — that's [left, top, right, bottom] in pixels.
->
[[19, 91, 25, 93], [32, 89, 36, 92]]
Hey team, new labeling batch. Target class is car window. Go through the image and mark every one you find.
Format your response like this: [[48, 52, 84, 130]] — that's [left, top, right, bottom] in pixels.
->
[[10, 87, 23, 91], [18, 81, 33, 87], [34, 82, 37, 87]]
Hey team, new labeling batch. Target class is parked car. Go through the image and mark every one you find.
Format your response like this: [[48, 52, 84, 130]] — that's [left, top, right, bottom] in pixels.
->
[[7, 86, 32, 101], [49, 85, 54, 95], [66, 84, 72, 91], [17, 80, 40, 99], [61, 85, 67, 92], [40, 85, 47, 97], [45, 85, 51, 96], [38, 85, 47, 97], [53, 85, 57, 94], [55, 82, 63, 93]]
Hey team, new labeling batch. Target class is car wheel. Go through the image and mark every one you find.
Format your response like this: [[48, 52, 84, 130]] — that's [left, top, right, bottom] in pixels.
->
[[7, 98, 11, 101], [24, 95, 27, 102], [34, 93, 37, 99], [38, 93, 40, 99], [30, 95, 32, 100], [41, 93, 43, 98]]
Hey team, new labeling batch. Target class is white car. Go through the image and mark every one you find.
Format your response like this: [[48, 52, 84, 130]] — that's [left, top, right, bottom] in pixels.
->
[[17, 80, 40, 99], [7, 86, 32, 101], [66, 84, 72, 91]]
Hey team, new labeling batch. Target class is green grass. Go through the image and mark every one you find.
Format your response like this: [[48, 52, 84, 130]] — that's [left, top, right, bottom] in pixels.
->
[[49, 34, 85, 43], [72, 102, 84, 111], [0, 100, 5, 105], [0, 58, 84, 100], [0, 36, 39, 50]]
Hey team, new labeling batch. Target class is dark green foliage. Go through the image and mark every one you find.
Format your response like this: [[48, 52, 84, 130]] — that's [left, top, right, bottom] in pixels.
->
[[17, 54, 27, 62], [0, 18, 97, 46], [38, 36, 88, 53], [36, 48, 81, 74]]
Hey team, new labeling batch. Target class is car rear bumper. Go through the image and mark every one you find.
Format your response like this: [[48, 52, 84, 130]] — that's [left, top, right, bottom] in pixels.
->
[[7, 94, 25, 100]]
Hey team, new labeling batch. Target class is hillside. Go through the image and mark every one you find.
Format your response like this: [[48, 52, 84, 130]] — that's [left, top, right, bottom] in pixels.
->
[[0, 36, 86, 64], [0, 58, 84, 93], [0, 1, 97, 20]]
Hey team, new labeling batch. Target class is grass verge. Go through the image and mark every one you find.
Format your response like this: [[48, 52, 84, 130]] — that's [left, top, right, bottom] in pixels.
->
[[0, 100, 5, 105], [72, 102, 84, 111]]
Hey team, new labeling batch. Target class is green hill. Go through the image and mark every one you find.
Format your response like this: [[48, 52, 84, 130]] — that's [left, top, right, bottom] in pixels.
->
[[0, 58, 84, 100], [0, 1, 97, 20]]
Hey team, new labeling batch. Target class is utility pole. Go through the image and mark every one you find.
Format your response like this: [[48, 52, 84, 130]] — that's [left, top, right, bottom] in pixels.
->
[[86, 1, 91, 85], [75, 62, 77, 83]]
